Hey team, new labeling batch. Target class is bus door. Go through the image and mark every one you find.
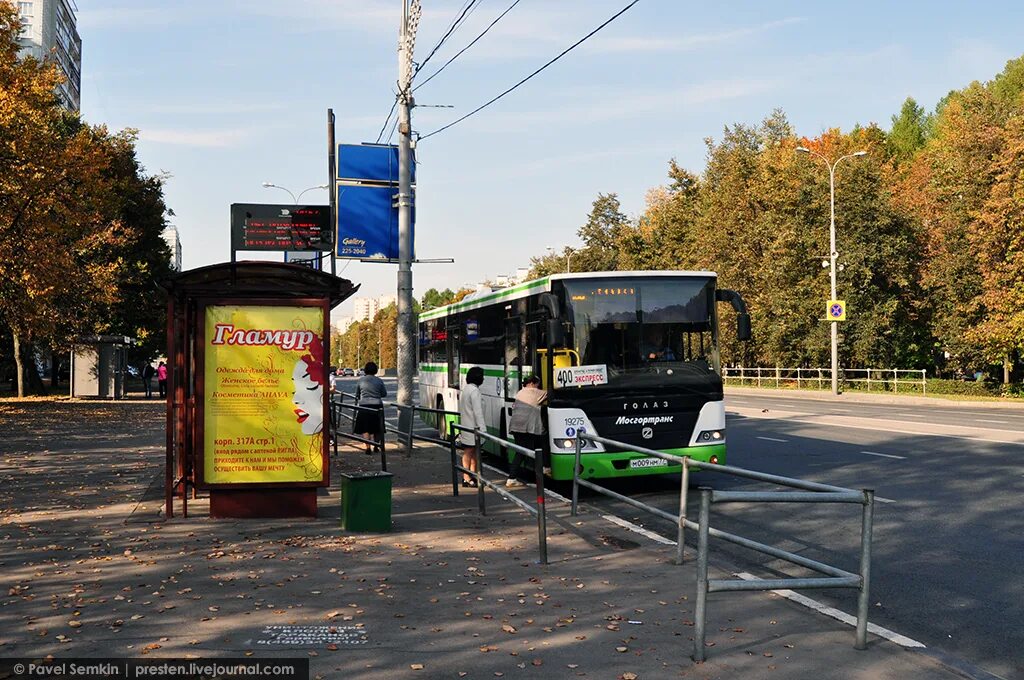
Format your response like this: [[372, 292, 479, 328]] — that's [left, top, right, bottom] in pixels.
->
[[503, 316, 523, 402], [446, 323, 461, 389]]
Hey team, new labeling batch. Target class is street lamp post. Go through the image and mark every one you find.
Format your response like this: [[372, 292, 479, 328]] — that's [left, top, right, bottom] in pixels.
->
[[261, 182, 329, 269], [795, 147, 867, 396], [546, 246, 574, 273]]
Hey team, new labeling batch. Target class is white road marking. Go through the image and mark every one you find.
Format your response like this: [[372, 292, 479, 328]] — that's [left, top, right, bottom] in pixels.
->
[[976, 419, 1008, 424], [600, 514, 676, 545], [756, 436, 788, 442], [732, 407, 1024, 446], [830, 408, 852, 413], [735, 573, 925, 648], [861, 450, 906, 460]]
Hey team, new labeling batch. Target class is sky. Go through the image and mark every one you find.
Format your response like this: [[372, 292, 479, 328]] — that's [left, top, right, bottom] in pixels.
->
[[77, 0, 1024, 322]]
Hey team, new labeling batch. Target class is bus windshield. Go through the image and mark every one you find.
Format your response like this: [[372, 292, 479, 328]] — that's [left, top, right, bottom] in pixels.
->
[[560, 276, 718, 390]]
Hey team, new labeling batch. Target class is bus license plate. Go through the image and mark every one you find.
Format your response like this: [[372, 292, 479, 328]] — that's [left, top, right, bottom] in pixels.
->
[[629, 457, 665, 469]]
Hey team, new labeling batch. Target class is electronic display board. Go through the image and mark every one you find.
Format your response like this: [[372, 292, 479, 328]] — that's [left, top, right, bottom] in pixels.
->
[[230, 204, 331, 253]]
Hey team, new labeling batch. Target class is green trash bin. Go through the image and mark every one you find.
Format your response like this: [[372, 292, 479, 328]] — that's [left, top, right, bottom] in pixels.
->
[[340, 471, 393, 532]]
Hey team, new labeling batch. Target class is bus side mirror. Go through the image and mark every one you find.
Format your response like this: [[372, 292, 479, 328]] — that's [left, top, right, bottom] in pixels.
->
[[547, 319, 565, 347], [737, 313, 751, 342]]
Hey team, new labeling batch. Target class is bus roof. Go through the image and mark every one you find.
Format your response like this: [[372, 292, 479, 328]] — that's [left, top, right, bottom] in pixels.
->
[[418, 270, 717, 322]]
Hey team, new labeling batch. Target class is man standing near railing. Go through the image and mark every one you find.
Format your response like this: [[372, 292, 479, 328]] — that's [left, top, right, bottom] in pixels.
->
[[507, 375, 547, 488]]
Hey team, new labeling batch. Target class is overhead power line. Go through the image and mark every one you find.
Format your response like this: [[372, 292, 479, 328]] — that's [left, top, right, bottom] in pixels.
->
[[377, 0, 479, 144], [414, 0, 483, 76], [375, 97, 399, 144], [414, 0, 523, 92], [420, 0, 642, 140]]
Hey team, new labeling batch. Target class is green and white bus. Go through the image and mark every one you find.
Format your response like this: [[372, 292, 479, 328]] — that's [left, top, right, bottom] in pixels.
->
[[417, 271, 750, 480]]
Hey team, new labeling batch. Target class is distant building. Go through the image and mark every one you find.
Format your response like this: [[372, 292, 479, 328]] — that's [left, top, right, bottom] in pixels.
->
[[332, 316, 355, 335], [352, 294, 397, 321], [15, 0, 82, 111], [162, 226, 182, 271]]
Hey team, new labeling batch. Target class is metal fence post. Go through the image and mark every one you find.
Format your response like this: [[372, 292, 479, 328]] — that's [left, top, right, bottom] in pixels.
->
[[922, 369, 927, 394], [797, 367, 802, 389], [534, 448, 548, 565], [775, 366, 780, 388], [692, 487, 712, 662], [378, 406, 387, 472], [331, 398, 339, 458], [867, 369, 872, 392], [449, 431, 459, 497], [855, 489, 875, 650], [676, 457, 690, 565], [475, 433, 485, 516], [571, 436, 582, 516], [893, 369, 898, 394]]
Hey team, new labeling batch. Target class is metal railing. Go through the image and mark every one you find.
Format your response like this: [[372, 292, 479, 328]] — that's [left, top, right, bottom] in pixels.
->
[[573, 432, 874, 663], [724, 366, 927, 393], [330, 392, 388, 471], [450, 423, 549, 564]]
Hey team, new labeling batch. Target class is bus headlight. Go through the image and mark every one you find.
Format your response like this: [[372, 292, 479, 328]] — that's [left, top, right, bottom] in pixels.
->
[[697, 429, 724, 443]]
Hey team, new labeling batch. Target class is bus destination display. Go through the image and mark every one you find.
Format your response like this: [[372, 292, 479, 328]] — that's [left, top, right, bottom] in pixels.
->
[[230, 203, 330, 252]]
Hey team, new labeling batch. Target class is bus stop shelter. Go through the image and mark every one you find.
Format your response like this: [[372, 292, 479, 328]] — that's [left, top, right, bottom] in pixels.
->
[[162, 262, 358, 518]]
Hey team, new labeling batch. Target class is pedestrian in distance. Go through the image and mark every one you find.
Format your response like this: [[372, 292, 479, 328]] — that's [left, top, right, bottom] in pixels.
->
[[353, 362, 387, 454], [458, 366, 486, 487], [157, 361, 168, 399], [142, 363, 155, 399], [507, 375, 547, 487]]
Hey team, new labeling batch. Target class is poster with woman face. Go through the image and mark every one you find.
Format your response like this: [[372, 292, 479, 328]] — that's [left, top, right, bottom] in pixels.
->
[[203, 304, 326, 485]]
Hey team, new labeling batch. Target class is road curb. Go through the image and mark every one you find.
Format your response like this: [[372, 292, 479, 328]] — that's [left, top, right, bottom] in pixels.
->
[[725, 386, 1024, 410]]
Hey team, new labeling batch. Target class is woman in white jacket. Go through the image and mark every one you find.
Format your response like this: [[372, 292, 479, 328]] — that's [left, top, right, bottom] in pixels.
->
[[458, 366, 486, 487]]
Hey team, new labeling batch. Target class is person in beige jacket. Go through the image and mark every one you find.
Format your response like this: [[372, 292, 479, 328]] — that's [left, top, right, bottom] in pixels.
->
[[457, 366, 486, 487], [507, 375, 547, 488]]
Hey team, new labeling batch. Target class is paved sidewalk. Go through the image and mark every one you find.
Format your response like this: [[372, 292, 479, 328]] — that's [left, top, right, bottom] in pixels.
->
[[0, 400, 969, 679]]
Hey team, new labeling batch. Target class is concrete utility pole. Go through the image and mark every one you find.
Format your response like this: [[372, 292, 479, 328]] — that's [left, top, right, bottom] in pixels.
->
[[796, 147, 867, 396], [396, 0, 420, 424]]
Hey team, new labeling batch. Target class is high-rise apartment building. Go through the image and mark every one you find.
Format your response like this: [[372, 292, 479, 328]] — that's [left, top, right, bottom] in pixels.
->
[[162, 226, 182, 272], [15, 0, 82, 111], [352, 294, 397, 321]]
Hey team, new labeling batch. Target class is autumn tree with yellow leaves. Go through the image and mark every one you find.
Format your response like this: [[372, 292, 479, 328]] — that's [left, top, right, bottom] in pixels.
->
[[0, 3, 173, 395]]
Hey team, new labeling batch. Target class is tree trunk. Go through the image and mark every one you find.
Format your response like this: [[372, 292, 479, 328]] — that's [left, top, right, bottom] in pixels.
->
[[1004, 354, 1012, 385], [12, 331, 24, 398]]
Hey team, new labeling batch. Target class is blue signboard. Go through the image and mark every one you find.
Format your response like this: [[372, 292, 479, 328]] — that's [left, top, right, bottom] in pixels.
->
[[336, 185, 414, 261], [337, 144, 415, 184]]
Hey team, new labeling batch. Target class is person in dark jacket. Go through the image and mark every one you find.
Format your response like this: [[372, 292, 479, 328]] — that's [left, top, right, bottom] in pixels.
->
[[142, 363, 155, 398], [354, 362, 387, 453]]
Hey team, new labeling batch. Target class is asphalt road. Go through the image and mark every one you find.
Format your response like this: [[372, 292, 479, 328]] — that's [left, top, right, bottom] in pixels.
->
[[576, 392, 1024, 680], [340, 378, 1023, 678]]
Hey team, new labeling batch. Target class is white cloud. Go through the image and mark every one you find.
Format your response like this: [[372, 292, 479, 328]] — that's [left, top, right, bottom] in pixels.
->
[[434, 77, 782, 133], [948, 39, 1013, 82], [140, 126, 263, 148], [584, 17, 807, 54], [227, 0, 398, 32], [77, 6, 195, 30], [132, 102, 288, 116]]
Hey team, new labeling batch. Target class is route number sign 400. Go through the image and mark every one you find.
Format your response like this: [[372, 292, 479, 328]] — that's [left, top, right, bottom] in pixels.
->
[[555, 365, 608, 388]]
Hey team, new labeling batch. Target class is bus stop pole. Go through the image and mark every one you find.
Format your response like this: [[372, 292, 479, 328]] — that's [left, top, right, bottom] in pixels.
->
[[571, 436, 582, 516], [534, 448, 548, 565]]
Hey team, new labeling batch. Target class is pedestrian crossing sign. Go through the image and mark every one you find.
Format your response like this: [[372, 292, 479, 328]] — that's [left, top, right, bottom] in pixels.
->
[[827, 299, 846, 321]]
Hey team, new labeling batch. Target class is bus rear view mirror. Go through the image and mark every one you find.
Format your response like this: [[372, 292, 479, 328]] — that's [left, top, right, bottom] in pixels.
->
[[737, 313, 752, 342], [547, 319, 565, 347]]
